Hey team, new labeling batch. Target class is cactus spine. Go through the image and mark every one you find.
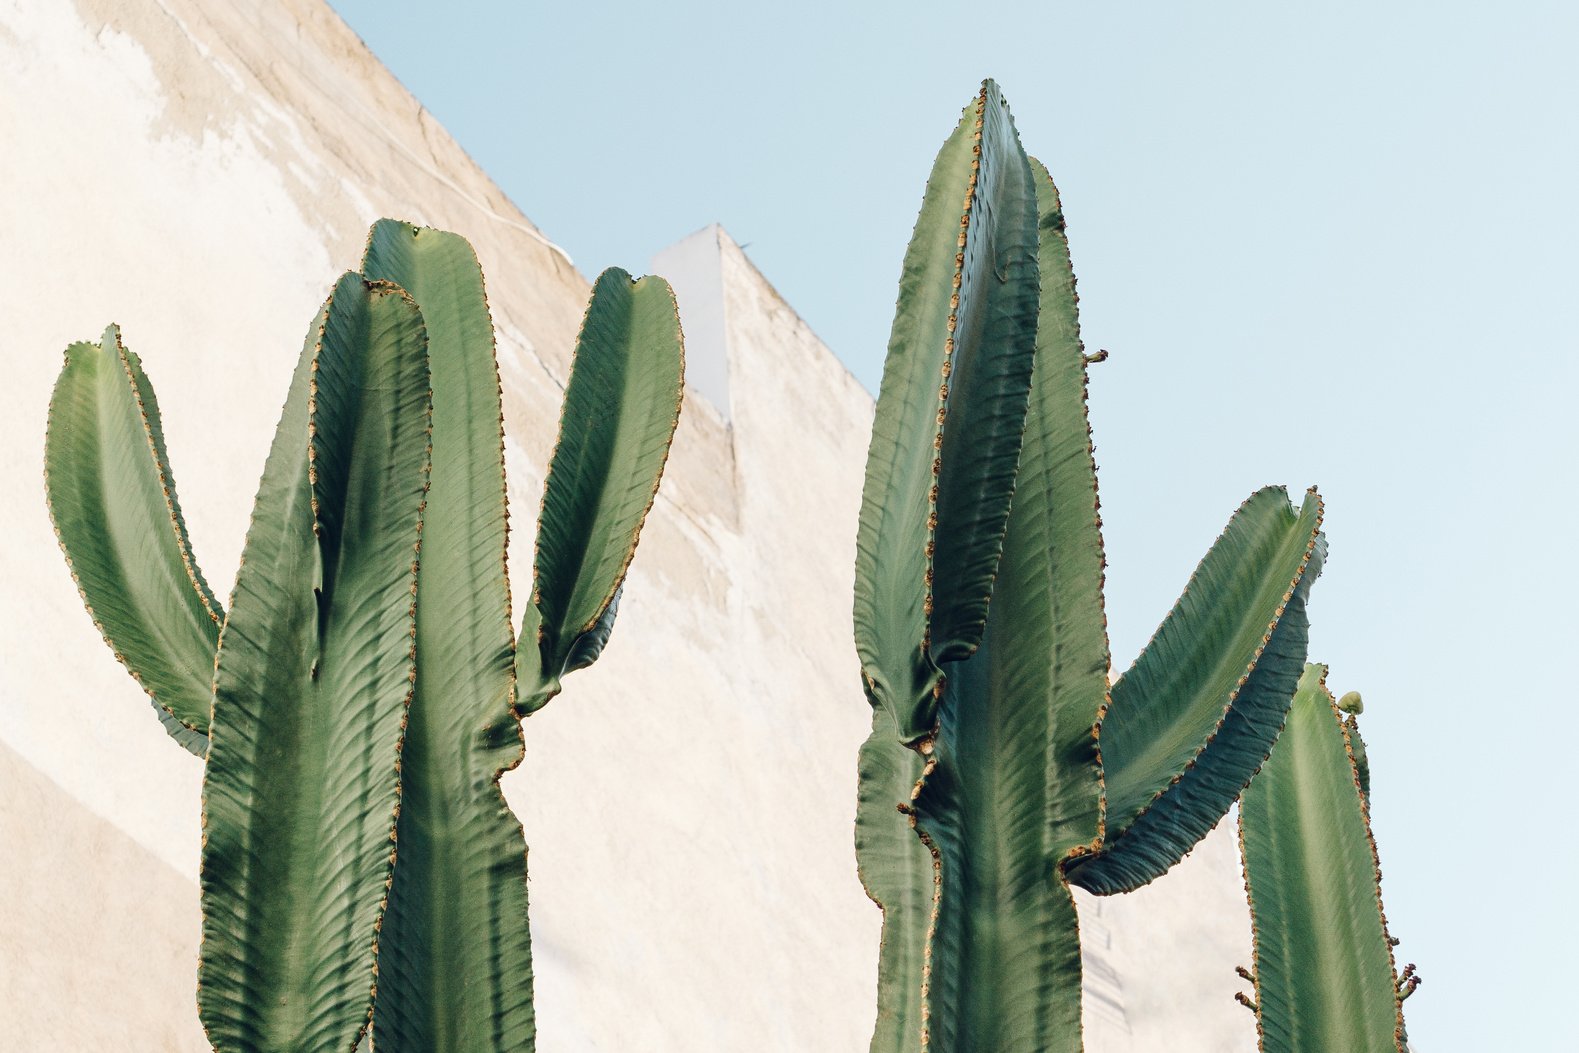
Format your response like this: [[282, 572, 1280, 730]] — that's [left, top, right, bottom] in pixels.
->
[[44, 222, 684, 1051], [853, 81, 1326, 1051]]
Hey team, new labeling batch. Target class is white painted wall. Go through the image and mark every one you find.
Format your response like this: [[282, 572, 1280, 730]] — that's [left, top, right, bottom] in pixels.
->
[[652, 224, 731, 421], [0, 1, 1259, 1050]]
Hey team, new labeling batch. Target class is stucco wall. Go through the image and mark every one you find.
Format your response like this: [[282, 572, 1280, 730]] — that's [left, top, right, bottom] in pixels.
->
[[1, 1, 1256, 1049]]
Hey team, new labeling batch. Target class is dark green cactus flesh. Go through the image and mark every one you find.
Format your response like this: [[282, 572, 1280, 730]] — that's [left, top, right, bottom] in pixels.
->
[[852, 80, 1041, 748], [199, 274, 432, 1052], [45, 222, 684, 1052], [1238, 665, 1406, 1053], [359, 221, 534, 1052], [853, 82, 1329, 1052], [900, 157, 1108, 1053]]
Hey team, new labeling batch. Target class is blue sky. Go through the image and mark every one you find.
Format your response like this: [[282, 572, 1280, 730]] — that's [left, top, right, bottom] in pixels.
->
[[328, 2, 1577, 1047]]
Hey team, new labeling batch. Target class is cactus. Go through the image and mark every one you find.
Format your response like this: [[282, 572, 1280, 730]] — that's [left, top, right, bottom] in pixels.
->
[[1237, 664, 1409, 1052], [197, 273, 433, 1051], [49, 289, 431, 1052], [360, 221, 684, 1051], [43, 222, 684, 1052], [853, 81, 1325, 1051]]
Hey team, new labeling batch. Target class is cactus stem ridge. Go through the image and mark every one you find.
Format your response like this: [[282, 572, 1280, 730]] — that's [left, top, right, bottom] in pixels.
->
[[1335, 697, 1409, 1047], [918, 84, 989, 665]]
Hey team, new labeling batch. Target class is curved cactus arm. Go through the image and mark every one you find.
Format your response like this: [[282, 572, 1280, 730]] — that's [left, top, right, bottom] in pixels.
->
[[853, 708, 933, 1053], [902, 159, 1108, 1053], [1239, 665, 1405, 1053], [361, 221, 535, 1052], [44, 325, 223, 755], [199, 274, 431, 1053], [515, 267, 684, 713], [852, 79, 1040, 746], [1066, 487, 1325, 895]]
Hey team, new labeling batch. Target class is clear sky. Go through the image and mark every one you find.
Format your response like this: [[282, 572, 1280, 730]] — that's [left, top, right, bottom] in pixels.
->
[[327, 2, 1577, 1048]]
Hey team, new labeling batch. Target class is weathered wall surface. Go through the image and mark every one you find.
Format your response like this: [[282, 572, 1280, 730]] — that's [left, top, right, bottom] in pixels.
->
[[0, 1, 1255, 1049], [1, 0, 590, 881], [0, 740, 209, 1051]]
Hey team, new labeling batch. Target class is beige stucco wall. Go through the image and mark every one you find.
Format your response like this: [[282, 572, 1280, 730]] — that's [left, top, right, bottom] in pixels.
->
[[1, 1, 1256, 1049], [0, 740, 209, 1050]]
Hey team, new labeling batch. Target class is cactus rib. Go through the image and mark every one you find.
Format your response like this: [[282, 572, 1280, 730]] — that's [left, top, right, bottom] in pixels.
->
[[198, 274, 431, 1053], [361, 221, 534, 1052], [852, 80, 1041, 746]]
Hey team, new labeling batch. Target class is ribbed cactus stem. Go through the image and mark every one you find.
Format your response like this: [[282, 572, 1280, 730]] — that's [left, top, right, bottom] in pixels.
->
[[853, 81, 1328, 1052], [1239, 664, 1407, 1052]]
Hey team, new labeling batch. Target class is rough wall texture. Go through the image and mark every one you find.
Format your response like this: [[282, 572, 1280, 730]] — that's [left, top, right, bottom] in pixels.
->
[[1, 1, 1254, 1049]]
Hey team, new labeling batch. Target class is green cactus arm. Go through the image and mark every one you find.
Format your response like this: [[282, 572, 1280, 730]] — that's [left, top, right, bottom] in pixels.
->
[[900, 159, 1108, 1053], [198, 274, 431, 1053], [361, 221, 535, 1051], [515, 267, 684, 712], [44, 325, 223, 755], [852, 79, 1040, 745], [853, 709, 933, 1053], [1239, 664, 1404, 1053], [1066, 487, 1325, 895]]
